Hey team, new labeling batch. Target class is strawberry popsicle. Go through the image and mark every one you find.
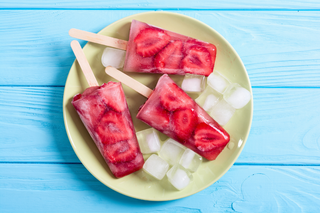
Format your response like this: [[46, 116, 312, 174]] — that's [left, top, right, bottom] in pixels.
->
[[105, 67, 230, 161], [137, 74, 229, 160], [124, 20, 217, 76], [69, 19, 217, 76], [71, 41, 144, 178], [72, 82, 144, 178]]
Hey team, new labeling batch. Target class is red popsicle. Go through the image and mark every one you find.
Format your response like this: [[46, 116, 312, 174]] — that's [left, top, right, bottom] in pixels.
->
[[70, 41, 144, 178], [105, 66, 230, 161], [69, 19, 217, 76]]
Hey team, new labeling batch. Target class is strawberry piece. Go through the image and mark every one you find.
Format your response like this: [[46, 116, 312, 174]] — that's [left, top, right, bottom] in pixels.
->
[[137, 56, 158, 73], [194, 123, 229, 152], [104, 139, 138, 163], [159, 82, 194, 112], [108, 153, 144, 178], [172, 108, 197, 141], [72, 93, 82, 102], [184, 39, 217, 72], [182, 42, 214, 76], [182, 46, 212, 76], [99, 82, 126, 112], [72, 88, 107, 132], [138, 103, 171, 131], [154, 40, 184, 73], [203, 42, 216, 66], [184, 39, 216, 62], [95, 110, 133, 144], [134, 28, 171, 57]]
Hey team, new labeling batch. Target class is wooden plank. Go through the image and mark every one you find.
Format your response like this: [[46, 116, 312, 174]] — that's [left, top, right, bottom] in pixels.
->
[[1, 87, 320, 164], [0, 87, 79, 162], [0, 10, 319, 86], [0, 163, 319, 212], [0, 0, 320, 9], [238, 87, 320, 164]]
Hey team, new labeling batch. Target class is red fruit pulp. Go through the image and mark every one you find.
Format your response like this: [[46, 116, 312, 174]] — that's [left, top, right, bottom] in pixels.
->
[[134, 27, 171, 57], [172, 108, 198, 142], [104, 139, 139, 163], [154, 40, 184, 73], [95, 110, 133, 144], [159, 82, 194, 112], [182, 46, 212, 76]]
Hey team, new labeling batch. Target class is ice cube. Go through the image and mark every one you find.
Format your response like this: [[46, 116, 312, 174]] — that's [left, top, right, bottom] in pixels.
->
[[195, 87, 221, 112], [166, 165, 193, 190], [181, 74, 205, 93], [143, 154, 169, 180], [159, 138, 185, 165], [136, 128, 161, 154], [202, 94, 220, 111], [101, 47, 126, 68], [210, 99, 235, 126], [223, 83, 251, 109], [207, 71, 230, 94], [179, 148, 202, 173]]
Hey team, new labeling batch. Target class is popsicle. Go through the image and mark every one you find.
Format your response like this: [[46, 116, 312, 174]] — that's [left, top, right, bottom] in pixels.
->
[[69, 19, 217, 76], [105, 66, 230, 161], [70, 41, 144, 178]]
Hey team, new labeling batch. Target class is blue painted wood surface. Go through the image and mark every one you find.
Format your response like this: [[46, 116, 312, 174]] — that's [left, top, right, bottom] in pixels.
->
[[1, 1, 320, 212]]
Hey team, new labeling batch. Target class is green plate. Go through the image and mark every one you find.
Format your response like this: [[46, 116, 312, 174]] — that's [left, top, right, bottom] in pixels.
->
[[63, 11, 253, 201]]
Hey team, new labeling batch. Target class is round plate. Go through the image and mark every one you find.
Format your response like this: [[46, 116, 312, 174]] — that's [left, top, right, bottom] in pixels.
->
[[63, 11, 253, 201]]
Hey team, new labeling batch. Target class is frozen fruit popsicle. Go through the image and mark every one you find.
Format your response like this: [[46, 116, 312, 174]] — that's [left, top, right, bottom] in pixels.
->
[[70, 41, 144, 178], [69, 19, 217, 76], [105, 66, 230, 161], [124, 20, 217, 76]]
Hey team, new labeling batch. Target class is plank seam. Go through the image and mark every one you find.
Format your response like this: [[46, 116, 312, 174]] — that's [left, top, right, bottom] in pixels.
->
[[0, 8, 320, 11], [1, 162, 320, 166]]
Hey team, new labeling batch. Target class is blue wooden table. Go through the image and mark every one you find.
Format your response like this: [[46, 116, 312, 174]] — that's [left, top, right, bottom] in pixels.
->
[[1, 1, 320, 212]]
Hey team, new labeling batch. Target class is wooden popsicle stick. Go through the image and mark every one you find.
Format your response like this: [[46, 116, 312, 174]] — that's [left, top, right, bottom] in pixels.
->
[[69, 28, 127, 50], [105, 66, 153, 98], [70, 40, 99, 87]]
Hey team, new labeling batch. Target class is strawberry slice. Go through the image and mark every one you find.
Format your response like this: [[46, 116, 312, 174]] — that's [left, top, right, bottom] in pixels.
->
[[104, 139, 138, 163], [134, 28, 171, 57], [160, 82, 194, 112], [172, 108, 197, 141], [184, 39, 217, 74], [184, 39, 216, 62], [99, 82, 126, 112], [108, 153, 144, 178], [95, 110, 133, 144], [137, 103, 171, 131], [182, 45, 213, 76], [72, 88, 107, 132], [194, 123, 229, 152], [154, 40, 184, 73]]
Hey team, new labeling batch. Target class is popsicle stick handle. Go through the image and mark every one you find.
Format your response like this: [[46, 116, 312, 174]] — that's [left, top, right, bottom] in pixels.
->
[[105, 66, 153, 98], [70, 40, 99, 87], [69, 28, 127, 50]]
